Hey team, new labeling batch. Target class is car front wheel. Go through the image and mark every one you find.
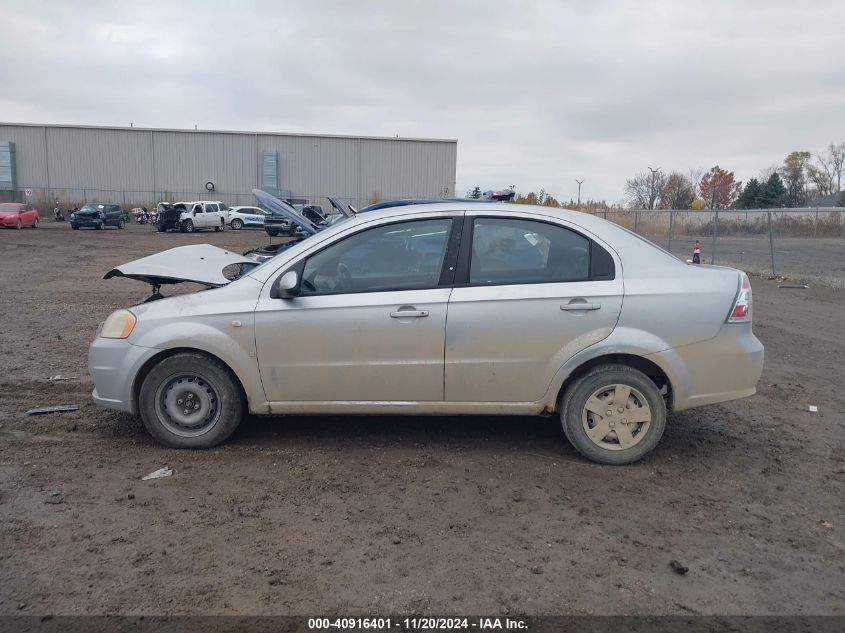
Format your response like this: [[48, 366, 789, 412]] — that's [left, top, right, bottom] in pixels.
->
[[118, 219, 125, 229], [32, 218, 39, 229], [560, 364, 666, 465], [139, 352, 245, 448], [182, 219, 194, 233]]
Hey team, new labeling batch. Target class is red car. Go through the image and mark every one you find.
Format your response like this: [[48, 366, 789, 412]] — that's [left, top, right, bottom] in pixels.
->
[[0, 202, 40, 229]]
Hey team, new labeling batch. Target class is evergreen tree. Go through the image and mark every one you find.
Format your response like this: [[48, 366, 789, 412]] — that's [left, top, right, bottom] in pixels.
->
[[737, 178, 761, 209], [758, 173, 786, 208]]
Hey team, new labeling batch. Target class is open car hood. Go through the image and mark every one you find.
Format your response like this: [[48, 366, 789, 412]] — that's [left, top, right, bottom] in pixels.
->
[[252, 189, 318, 235], [104, 244, 254, 288], [327, 196, 355, 219]]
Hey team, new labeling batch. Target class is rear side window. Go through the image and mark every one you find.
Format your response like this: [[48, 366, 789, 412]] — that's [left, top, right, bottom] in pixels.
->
[[468, 218, 613, 285]]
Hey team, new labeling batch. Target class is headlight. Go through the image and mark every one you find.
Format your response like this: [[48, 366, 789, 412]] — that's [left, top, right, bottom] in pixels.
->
[[100, 309, 137, 339]]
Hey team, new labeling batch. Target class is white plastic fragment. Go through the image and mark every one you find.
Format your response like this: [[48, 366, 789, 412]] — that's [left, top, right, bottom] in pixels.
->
[[808, 405, 818, 413], [142, 467, 173, 481]]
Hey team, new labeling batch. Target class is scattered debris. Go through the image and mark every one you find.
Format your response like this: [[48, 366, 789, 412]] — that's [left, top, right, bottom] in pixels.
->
[[669, 559, 689, 575], [808, 405, 818, 413], [48, 375, 78, 381], [45, 490, 64, 505], [26, 404, 79, 416], [391, 535, 402, 545], [778, 283, 809, 289], [142, 467, 173, 481], [820, 520, 832, 529]]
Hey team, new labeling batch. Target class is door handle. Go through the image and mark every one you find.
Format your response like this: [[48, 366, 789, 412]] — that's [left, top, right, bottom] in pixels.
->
[[560, 302, 601, 311], [390, 309, 429, 318]]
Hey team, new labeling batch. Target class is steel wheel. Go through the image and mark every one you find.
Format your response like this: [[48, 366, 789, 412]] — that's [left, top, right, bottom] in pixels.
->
[[154, 373, 221, 438], [581, 383, 652, 451]]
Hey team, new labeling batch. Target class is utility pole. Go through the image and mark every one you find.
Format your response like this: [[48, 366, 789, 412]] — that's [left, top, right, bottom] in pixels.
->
[[575, 179, 584, 209], [647, 166, 661, 209]]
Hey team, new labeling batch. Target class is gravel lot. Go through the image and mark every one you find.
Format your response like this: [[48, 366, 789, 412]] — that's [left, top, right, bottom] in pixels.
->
[[1, 222, 843, 616]]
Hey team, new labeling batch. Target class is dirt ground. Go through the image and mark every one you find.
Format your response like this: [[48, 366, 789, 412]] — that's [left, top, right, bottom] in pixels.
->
[[0, 221, 843, 616]]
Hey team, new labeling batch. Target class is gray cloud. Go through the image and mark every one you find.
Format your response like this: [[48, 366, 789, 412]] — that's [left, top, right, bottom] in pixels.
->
[[1, 0, 843, 202]]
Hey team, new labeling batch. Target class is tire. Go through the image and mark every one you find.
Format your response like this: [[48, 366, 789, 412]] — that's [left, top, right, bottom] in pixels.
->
[[96, 222, 104, 230], [32, 218, 39, 229], [266, 228, 279, 237], [118, 219, 125, 229], [230, 218, 243, 230], [560, 364, 666, 465], [214, 225, 223, 232], [183, 219, 194, 233], [71, 224, 79, 230], [138, 352, 245, 449], [15, 219, 21, 230]]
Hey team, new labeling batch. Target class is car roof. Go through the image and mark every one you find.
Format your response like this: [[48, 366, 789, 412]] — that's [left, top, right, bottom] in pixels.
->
[[359, 197, 499, 212]]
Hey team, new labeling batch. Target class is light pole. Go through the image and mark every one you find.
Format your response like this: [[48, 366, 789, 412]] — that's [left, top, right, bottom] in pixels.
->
[[575, 179, 584, 208]]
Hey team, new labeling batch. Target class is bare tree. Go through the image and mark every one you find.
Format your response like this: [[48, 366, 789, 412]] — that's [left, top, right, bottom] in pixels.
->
[[815, 142, 845, 194], [625, 169, 666, 209], [687, 166, 705, 199]]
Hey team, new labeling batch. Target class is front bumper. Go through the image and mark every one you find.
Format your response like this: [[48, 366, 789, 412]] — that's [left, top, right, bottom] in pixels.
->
[[648, 323, 764, 412], [88, 336, 160, 414]]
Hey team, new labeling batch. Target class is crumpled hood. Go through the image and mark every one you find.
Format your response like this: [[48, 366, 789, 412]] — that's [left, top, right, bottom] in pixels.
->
[[104, 244, 254, 287]]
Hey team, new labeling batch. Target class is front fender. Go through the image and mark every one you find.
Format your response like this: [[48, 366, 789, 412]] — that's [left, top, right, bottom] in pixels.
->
[[131, 320, 269, 414]]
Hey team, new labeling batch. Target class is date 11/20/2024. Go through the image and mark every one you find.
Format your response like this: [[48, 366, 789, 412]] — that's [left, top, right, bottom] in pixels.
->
[[307, 617, 528, 630]]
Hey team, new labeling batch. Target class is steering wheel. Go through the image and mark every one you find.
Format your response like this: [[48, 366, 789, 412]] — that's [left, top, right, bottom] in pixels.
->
[[337, 263, 353, 292]]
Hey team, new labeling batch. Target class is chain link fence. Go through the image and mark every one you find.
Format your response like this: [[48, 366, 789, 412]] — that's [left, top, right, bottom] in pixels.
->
[[590, 208, 845, 287], [4, 185, 844, 287]]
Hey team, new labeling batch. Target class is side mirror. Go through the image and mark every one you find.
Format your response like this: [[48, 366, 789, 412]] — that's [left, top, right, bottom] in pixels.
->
[[272, 270, 300, 299]]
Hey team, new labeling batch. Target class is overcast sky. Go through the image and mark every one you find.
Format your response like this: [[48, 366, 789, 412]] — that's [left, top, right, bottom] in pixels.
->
[[1, 0, 843, 202]]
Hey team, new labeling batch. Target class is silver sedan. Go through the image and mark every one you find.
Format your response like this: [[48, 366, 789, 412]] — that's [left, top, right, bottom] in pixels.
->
[[88, 202, 763, 464]]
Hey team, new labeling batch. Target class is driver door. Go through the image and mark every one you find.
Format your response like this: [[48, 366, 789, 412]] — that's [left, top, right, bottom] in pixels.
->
[[254, 215, 460, 405]]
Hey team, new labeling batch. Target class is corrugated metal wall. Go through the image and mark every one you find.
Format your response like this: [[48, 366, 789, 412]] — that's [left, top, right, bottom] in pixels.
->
[[0, 123, 457, 210]]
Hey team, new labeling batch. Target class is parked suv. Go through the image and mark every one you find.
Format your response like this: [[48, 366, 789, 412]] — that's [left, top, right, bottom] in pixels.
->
[[171, 201, 228, 233], [70, 203, 126, 230]]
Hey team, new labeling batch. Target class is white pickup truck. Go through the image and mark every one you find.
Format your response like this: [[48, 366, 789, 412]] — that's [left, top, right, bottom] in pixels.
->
[[171, 201, 228, 232]]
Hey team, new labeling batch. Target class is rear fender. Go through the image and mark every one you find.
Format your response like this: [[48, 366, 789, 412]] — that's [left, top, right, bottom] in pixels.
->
[[541, 327, 679, 410]]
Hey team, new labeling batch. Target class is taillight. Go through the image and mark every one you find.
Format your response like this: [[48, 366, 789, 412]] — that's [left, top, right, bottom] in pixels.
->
[[727, 273, 752, 323]]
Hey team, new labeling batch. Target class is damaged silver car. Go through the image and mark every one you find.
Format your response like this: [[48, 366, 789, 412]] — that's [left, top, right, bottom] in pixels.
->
[[89, 201, 763, 464]]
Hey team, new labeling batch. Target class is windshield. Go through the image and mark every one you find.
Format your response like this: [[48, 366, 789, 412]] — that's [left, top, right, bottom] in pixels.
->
[[79, 204, 104, 213], [0, 204, 21, 212]]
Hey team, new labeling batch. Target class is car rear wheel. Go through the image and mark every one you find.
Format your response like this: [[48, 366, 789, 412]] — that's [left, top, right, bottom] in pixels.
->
[[71, 224, 79, 230], [230, 218, 243, 230], [15, 219, 22, 230], [266, 228, 279, 237], [560, 364, 666, 465], [139, 352, 244, 449]]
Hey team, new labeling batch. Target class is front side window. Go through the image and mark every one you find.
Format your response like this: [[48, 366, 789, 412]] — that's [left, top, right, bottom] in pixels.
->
[[301, 218, 453, 295], [469, 218, 590, 285]]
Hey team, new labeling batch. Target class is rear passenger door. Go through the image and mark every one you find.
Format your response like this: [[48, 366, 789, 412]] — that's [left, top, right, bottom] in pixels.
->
[[444, 213, 623, 403]]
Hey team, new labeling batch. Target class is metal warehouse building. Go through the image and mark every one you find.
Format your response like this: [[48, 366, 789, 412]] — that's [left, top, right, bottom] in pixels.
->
[[0, 123, 457, 211]]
